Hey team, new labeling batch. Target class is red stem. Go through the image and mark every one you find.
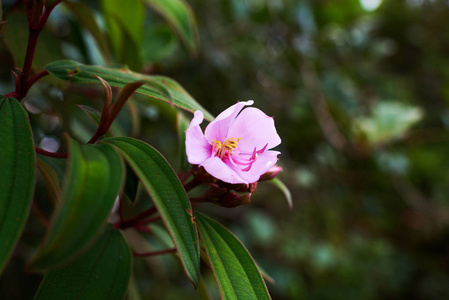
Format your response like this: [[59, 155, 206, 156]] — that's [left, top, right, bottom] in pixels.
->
[[4, 92, 20, 98], [19, 28, 39, 99], [27, 70, 49, 88], [117, 206, 157, 229], [133, 248, 177, 257], [184, 178, 200, 192], [140, 215, 162, 225], [35, 147, 68, 159], [15, 1, 62, 101]]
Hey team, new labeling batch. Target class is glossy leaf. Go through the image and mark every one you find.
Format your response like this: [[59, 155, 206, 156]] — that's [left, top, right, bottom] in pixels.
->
[[35, 225, 132, 300], [0, 97, 35, 273], [30, 141, 124, 271], [45, 60, 214, 121], [143, 0, 199, 53], [196, 213, 271, 300], [103, 137, 200, 286], [269, 178, 293, 210]]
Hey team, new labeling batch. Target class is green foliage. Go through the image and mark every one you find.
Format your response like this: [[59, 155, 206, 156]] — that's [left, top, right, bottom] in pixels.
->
[[103, 137, 200, 286], [142, 0, 199, 53], [0, 97, 35, 273], [45, 60, 214, 120], [196, 213, 271, 300], [2, 0, 449, 299], [35, 225, 132, 300], [30, 141, 124, 271]]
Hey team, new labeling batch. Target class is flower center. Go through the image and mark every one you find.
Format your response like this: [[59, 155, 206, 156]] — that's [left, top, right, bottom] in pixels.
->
[[212, 137, 241, 158]]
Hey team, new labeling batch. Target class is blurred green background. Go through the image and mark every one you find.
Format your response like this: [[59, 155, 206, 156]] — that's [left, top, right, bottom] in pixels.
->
[[2, 0, 449, 299]]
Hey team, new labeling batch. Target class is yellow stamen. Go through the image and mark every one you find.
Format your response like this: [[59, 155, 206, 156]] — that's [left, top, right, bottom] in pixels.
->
[[213, 137, 241, 158]]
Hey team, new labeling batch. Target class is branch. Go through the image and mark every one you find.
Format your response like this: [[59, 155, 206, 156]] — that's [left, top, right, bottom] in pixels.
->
[[133, 248, 177, 257], [35, 147, 68, 159], [117, 206, 157, 229]]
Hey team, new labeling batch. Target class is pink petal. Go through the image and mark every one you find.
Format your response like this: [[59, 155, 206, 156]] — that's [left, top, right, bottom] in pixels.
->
[[185, 110, 212, 164], [227, 107, 281, 152], [204, 100, 254, 144], [201, 157, 248, 184], [230, 150, 280, 183]]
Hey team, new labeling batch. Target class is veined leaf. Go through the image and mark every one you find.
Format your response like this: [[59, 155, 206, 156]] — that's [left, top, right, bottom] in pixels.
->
[[35, 225, 132, 300], [30, 141, 124, 271], [196, 213, 271, 300], [45, 60, 214, 121], [103, 137, 200, 286], [0, 97, 35, 274], [143, 0, 199, 53]]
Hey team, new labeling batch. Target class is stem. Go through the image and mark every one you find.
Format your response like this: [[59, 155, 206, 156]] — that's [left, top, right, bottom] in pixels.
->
[[134, 224, 153, 234], [27, 70, 49, 88], [184, 178, 200, 192], [133, 248, 177, 257], [87, 131, 104, 144], [19, 28, 39, 99], [35, 147, 68, 159], [140, 215, 161, 225], [189, 197, 209, 203], [4, 92, 20, 99], [15, 1, 62, 101], [118, 206, 157, 229]]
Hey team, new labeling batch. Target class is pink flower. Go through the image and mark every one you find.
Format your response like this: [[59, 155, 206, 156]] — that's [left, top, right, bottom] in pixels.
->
[[185, 100, 281, 184]]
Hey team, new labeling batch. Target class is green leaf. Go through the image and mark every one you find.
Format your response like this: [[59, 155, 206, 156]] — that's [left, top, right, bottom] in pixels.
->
[[45, 60, 214, 121], [0, 97, 35, 274], [196, 213, 271, 300], [143, 0, 199, 53], [142, 25, 178, 63], [118, 22, 143, 71], [102, 137, 200, 286], [64, 1, 112, 62], [35, 225, 132, 300], [269, 178, 293, 210], [30, 141, 124, 271], [101, 0, 145, 62]]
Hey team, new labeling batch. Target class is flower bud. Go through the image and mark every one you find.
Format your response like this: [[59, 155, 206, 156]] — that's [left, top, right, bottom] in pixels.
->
[[258, 165, 283, 181], [213, 191, 251, 208]]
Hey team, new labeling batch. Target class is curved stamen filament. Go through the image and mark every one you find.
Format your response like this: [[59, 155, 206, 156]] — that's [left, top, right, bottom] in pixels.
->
[[229, 143, 269, 172]]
